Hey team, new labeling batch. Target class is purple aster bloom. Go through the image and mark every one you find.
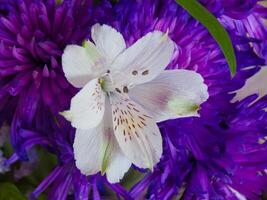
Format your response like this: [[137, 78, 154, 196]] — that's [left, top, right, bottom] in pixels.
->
[[130, 82, 267, 199], [105, 0, 267, 199], [0, 0, 111, 159], [147, 103, 267, 200], [214, 1, 267, 66]]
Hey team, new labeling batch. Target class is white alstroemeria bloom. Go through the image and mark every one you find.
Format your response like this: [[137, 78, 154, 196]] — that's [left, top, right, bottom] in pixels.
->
[[61, 24, 209, 183]]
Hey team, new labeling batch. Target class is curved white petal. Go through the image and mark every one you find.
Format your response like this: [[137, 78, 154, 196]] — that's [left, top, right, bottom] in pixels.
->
[[61, 79, 105, 129], [129, 70, 209, 122], [62, 43, 106, 88], [110, 31, 174, 87], [92, 23, 126, 63], [111, 94, 162, 169], [74, 126, 131, 182], [231, 66, 267, 106], [73, 99, 131, 182], [105, 143, 131, 183], [74, 127, 104, 175], [98, 100, 131, 183]]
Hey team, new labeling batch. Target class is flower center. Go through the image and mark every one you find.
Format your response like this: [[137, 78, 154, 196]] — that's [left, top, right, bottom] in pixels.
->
[[99, 72, 114, 92], [99, 72, 129, 95]]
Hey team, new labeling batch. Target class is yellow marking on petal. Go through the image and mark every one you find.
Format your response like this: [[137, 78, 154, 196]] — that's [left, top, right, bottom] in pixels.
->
[[82, 40, 89, 48], [83, 40, 102, 63], [83, 40, 97, 56], [168, 98, 199, 116], [98, 78, 105, 90]]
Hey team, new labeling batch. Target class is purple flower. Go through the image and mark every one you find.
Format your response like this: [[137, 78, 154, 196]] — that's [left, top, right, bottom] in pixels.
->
[[0, 0, 111, 159], [220, 9, 267, 65], [108, 0, 267, 199], [145, 103, 267, 200]]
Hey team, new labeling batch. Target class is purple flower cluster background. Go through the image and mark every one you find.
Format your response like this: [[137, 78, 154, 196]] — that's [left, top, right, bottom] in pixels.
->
[[0, 0, 267, 199]]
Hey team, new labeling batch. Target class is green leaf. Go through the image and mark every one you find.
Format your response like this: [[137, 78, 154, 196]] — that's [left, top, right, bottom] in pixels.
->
[[0, 183, 26, 200], [175, 0, 237, 76], [121, 168, 145, 190]]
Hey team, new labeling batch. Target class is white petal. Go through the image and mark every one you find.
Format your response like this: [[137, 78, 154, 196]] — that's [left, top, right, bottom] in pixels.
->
[[111, 94, 163, 169], [62, 43, 106, 88], [129, 70, 209, 122], [231, 66, 267, 106], [105, 143, 131, 183], [99, 101, 132, 183], [61, 78, 105, 129], [110, 31, 174, 86], [74, 126, 131, 182], [73, 127, 104, 175], [92, 23, 126, 63], [73, 99, 131, 182]]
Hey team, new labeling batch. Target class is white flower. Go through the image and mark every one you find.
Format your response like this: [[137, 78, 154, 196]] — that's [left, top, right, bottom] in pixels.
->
[[61, 24, 209, 183]]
